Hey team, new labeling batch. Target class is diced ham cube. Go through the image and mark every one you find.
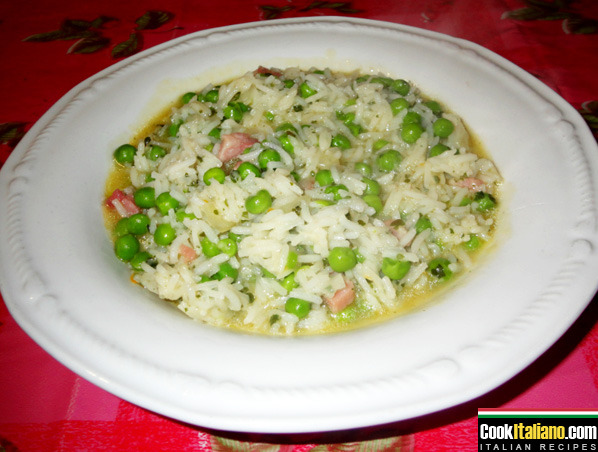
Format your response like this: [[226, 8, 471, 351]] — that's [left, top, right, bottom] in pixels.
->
[[217, 133, 258, 162], [253, 66, 283, 77], [179, 244, 197, 263], [106, 189, 140, 217], [454, 177, 485, 192], [325, 279, 356, 313]]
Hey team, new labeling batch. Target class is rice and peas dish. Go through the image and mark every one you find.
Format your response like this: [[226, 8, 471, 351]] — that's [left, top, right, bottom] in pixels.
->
[[104, 66, 502, 335]]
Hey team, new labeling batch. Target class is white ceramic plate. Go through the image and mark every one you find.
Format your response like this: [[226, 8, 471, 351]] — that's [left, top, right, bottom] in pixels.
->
[[1, 17, 598, 434]]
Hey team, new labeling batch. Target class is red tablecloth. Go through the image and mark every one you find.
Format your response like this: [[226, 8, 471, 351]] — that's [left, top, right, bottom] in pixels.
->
[[1, 1, 597, 450]]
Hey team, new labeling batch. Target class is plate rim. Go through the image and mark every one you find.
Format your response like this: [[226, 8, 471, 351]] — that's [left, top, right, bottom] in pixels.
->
[[1, 16, 598, 433]]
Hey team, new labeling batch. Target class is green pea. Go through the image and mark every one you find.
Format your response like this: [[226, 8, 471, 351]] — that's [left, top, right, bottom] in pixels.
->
[[372, 139, 389, 151], [204, 89, 219, 103], [238, 162, 261, 180], [213, 262, 238, 281], [362, 177, 380, 196], [155, 192, 180, 215], [433, 118, 455, 137], [331, 134, 351, 150], [286, 250, 298, 270], [181, 92, 196, 104], [175, 208, 196, 222], [264, 111, 275, 121], [336, 111, 355, 123], [429, 143, 450, 157], [228, 231, 242, 242], [131, 251, 152, 270], [127, 213, 150, 235], [278, 134, 294, 155], [113, 144, 136, 165], [245, 189, 273, 214], [115, 234, 140, 261], [354, 162, 372, 176], [237, 102, 250, 113], [283, 79, 295, 88], [391, 79, 410, 96], [390, 98, 410, 116], [276, 122, 298, 135], [355, 249, 366, 263], [200, 237, 221, 257], [114, 218, 130, 238], [346, 122, 364, 137], [133, 187, 156, 209], [285, 297, 311, 318], [315, 169, 334, 187], [223, 104, 243, 122], [299, 81, 317, 98], [376, 150, 402, 172], [428, 258, 453, 281], [402, 111, 422, 125], [381, 257, 411, 280], [475, 192, 496, 212], [217, 238, 237, 256], [401, 123, 424, 144], [208, 127, 221, 140], [363, 194, 383, 214], [168, 119, 183, 137], [281, 272, 299, 292], [334, 302, 360, 322], [257, 149, 281, 169], [325, 184, 348, 201], [425, 100, 442, 114], [415, 216, 432, 233], [463, 235, 481, 251], [328, 247, 357, 273], [146, 145, 166, 161], [370, 76, 393, 87], [203, 167, 226, 185], [154, 223, 176, 246], [459, 196, 473, 207]]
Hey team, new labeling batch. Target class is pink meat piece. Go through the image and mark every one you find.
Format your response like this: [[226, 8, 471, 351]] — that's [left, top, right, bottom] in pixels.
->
[[106, 189, 140, 217], [325, 279, 356, 313], [179, 244, 197, 263], [253, 66, 283, 77], [217, 133, 258, 162], [454, 177, 485, 192]]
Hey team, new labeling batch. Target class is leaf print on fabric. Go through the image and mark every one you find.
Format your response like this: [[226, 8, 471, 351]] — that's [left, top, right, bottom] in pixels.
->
[[259, 5, 294, 20], [0, 435, 21, 452], [310, 435, 413, 452], [563, 15, 598, 34], [579, 101, 598, 141], [210, 435, 283, 451], [23, 16, 117, 43], [0, 122, 27, 147], [135, 10, 174, 30], [259, 0, 362, 20], [298, 1, 362, 14], [502, 0, 597, 34], [68, 35, 111, 54], [23, 29, 73, 42], [23, 10, 177, 58], [112, 32, 142, 59]]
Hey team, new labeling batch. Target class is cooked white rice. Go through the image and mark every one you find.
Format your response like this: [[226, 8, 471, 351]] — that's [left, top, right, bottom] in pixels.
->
[[105, 67, 502, 335]]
